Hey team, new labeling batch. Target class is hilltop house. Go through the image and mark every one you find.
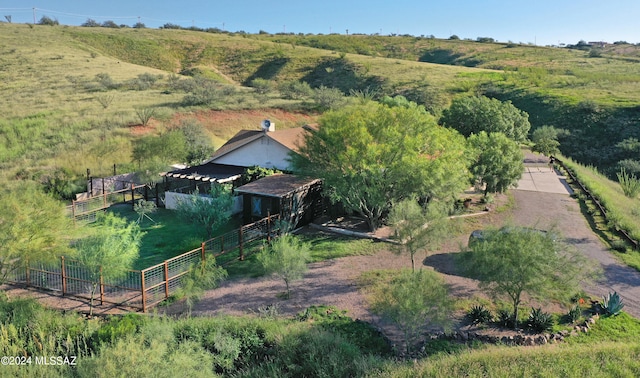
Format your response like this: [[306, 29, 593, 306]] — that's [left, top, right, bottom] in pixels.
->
[[162, 121, 323, 225]]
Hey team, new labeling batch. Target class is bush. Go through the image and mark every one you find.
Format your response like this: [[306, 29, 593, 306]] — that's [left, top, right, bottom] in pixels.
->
[[92, 314, 147, 348], [601, 291, 625, 316], [279, 80, 314, 99], [527, 307, 554, 333], [617, 168, 640, 198], [467, 305, 493, 324], [568, 305, 582, 323], [496, 309, 513, 328]]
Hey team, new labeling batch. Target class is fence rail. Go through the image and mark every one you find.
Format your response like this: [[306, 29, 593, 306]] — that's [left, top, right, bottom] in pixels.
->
[[7, 214, 280, 312], [67, 183, 153, 225]]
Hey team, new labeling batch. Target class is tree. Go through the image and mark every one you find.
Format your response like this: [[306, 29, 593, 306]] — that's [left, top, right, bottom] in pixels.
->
[[176, 184, 233, 239], [173, 119, 215, 165], [468, 131, 524, 194], [257, 234, 310, 299], [440, 96, 531, 142], [173, 257, 227, 313], [0, 185, 72, 286], [457, 226, 593, 329], [389, 199, 451, 272], [371, 269, 452, 355], [131, 130, 187, 170], [74, 212, 142, 315], [291, 100, 469, 230], [531, 125, 561, 157], [312, 85, 346, 111], [37, 16, 59, 26], [81, 18, 100, 27]]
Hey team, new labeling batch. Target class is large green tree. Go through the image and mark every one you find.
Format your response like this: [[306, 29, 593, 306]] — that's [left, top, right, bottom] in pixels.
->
[[440, 95, 531, 142], [467, 131, 524, 194], [0, 184, 72, 286], [291, 100, 469, 230], [74, 212, 142, 315], [531, 125, 561, 157], [458, 226, 594, 329]]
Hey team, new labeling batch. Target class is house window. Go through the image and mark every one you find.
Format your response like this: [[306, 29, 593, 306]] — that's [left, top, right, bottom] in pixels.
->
[[251, 197, 262, 216]]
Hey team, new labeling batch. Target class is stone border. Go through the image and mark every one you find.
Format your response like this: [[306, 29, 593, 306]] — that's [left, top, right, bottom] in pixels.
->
[[423, 314, 600, 348]]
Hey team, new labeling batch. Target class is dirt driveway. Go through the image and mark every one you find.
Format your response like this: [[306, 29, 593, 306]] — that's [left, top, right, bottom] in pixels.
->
[[187, 152, 640, 324]]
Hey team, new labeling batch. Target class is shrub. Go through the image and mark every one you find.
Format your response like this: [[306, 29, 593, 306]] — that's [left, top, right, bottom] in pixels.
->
[[568, 305, 582, 323], [92, 314, 147, 348], [496, 309, 513, 328], [527, 307, 554, 333], [467, 305, 493, 325], [601, 291, 624, 316], [617, 168, 640, 198]]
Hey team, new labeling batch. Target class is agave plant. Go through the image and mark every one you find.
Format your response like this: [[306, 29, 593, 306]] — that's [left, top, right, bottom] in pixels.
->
[[602, 291, 625, 316], [527, 307, 554, 333], [467, 304, 493, 324]]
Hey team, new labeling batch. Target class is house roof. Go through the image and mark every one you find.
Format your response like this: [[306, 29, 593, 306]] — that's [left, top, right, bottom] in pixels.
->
[[234, 174, 321, 198], [204, 124, 316, 164], [161, 163, 246, 183]]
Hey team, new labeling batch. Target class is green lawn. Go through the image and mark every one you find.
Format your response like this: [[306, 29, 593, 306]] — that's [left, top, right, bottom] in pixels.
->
[[108, 204, 241, 270]]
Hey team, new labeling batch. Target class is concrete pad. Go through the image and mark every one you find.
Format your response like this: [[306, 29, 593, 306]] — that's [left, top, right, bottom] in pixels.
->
[[515, 167, 573, 195]]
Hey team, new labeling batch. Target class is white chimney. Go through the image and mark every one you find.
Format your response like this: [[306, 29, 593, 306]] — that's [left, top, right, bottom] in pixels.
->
[[261, 119, 275, 132]]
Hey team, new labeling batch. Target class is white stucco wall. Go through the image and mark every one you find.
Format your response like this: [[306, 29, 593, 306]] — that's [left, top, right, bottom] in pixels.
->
[[165, 191, 243, 214], [213, 136, 292, 170]]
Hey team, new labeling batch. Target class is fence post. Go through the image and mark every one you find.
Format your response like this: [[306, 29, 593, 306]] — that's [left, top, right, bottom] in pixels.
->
[[61, 256, 67, 296], [25, 261, 30, 286], [141, 270, 147, 313], [71, 200, 77, 226], [99, 266, 104, 306], [131, 183, 135, 209], [221, 235, 224, 253], [267, 211, 271, 242], [239, 227, 244, 261], [102, 178, 105, 197], [164, 261, 169, 301]]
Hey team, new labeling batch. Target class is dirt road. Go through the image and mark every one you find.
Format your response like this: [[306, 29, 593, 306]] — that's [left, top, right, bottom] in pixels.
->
[[510, 153, 640, 318]]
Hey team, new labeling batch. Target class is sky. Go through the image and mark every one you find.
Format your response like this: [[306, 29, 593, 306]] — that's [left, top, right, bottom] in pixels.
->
[[1, 1, 639, 46]]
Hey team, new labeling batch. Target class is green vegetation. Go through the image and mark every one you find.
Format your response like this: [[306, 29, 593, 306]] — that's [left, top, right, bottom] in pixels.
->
[[73, 212, 142, 314], [467, 131, 524, 194], [560, 157, 640, 268], [291, 100, 468, 230], [370, 269, 452, 355], [458, 226, 595, 329], [175, 184, 234, 239], [257, 234, 311, 298], [0, 183, 73, 284], [389, 198, 451, 272]]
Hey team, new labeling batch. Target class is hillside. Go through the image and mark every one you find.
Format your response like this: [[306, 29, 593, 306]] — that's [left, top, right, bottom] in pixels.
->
[[2, 23, 640, 180]]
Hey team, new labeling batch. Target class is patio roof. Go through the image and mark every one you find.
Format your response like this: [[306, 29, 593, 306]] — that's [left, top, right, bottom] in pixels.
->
[[161, 163, 246, 183], [234, 174, 321, 198]]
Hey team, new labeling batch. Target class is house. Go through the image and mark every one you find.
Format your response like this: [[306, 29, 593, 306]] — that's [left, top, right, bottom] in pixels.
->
[[202, 121, 316, 170], [162, 121, 323, 224]]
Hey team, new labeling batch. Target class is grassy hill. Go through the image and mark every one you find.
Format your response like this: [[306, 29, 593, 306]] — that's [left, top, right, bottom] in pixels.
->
[[2, 23, 640, 178]]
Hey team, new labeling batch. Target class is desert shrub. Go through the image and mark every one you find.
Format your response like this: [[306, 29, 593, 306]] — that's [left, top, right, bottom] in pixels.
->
[[182, 77, 224, 106], [279, 80, 314, 99], [250, 78, 273, 95], [91, 313, 147, 348], [496, 308, 513, 328], [568, 305, 582, 323], [617, 168, 640, 198], [38, 15, 59, 26], [467, 304, 493, 324], [296, 305, 392, 356], [95, 73, 119, 90], [312, 85, 346, 110], [527, 307, 554, 333]]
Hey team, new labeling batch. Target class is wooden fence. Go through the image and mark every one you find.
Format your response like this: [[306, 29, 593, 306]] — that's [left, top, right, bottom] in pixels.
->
[[7, 214, 281, 312], [67, 183, 155, 224], [556, 157, 639, 249]]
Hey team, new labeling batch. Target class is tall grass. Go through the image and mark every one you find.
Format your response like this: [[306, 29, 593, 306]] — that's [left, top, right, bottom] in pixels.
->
[[617, 168, 640, 198]]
